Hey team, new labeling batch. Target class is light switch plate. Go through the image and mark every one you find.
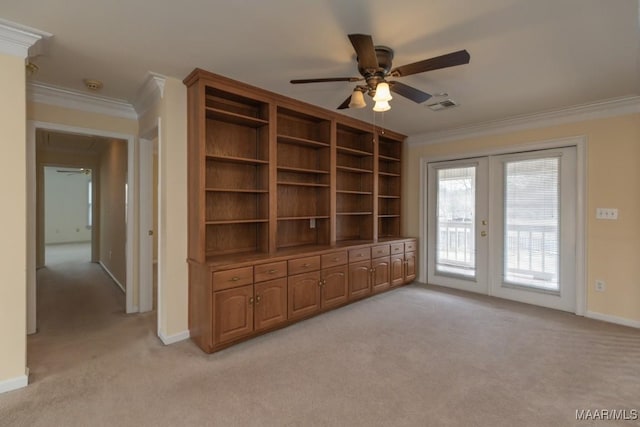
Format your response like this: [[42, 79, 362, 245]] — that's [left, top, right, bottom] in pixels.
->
[[596, 208, 618, 220]]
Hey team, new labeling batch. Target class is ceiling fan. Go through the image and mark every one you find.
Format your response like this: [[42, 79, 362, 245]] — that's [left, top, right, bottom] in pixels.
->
[[57, 168, 91, 175], [291, 34, 470, 111]]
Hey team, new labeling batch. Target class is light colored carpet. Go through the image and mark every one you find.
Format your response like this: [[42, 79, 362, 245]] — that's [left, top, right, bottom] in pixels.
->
[[1, 254, 639, 426]]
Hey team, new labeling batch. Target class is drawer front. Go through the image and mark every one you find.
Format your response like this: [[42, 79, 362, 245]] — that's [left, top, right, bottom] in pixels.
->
[[288, 255, 321, 275], [321, 251, 348, 268], [212, 266, 254, 291], [371, 244, 390, 258], [349, 247, 371, 262], [404, 240, 417, 252], [390, 243, 404, 255], [254, 261, 287, 282]]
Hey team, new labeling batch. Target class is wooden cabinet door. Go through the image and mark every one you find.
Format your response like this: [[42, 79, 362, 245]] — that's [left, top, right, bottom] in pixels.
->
[[349, 260, 371, 299], [214, 285, 254, 345], [254, 278, 287, 332], [404, 251, 416, 283], [288, 271, 321, 321], [321, 265, 348, 310], [371, 257, 390, 293], [390, 254, 404, 287]]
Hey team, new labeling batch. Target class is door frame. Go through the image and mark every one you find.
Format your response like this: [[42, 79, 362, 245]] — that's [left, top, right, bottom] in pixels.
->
[[419, 136, 587, 315], [27, 120, 138, 334]]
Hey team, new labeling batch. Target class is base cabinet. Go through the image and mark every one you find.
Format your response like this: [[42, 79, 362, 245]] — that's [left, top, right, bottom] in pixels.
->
[[372, 257, 391, 293], [195, 238, 417, 353], [321, 265, 348, 309], [255, 278, 288, 332], [349, 260, 371, 299], [214, 285, 254, 345], [288, 271, 321, 321]]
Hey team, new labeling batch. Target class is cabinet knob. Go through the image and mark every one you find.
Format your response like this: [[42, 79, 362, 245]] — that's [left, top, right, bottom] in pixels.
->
[[249, 297, 254, 305], [268, 269, 277, 274], [256, 295, 262, 303], [303, 263, 311, 268], [332, 257, 339, 262], [231, 277, 240, 282]]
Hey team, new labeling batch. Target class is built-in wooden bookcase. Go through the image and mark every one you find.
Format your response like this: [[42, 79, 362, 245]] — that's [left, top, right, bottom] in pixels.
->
[[203, 86, 270, 257], [276, 107, 331, 249], [377, 135, 402, 238]]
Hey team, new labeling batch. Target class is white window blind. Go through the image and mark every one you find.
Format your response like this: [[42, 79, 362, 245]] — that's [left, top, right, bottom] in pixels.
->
[[504, 157, 559, 290]]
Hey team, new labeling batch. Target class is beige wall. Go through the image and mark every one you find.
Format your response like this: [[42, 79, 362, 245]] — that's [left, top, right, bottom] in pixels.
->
[[0, 54, 28, 383], [28, 102, 138, 135], [99, 139, 128, 286], [157, 77, 189, 338], [404, 113, 640, 322]]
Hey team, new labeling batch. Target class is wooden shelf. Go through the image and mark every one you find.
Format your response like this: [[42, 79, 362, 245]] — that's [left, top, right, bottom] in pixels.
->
[[337, 146, 373, 157], [206, 188, 268, 193], [206, 219, 269, 225], [278, 166, 329, 174], [278, 134, 329, 149], [379, 171, 401, 177], [378, 194, 400, 199], [278, 216, 330, 221], [205, 107, 268, 128], [337, 165, 373, 174], [278, 181, 329, 188], [337, 190, 373, 195], [379, 154, 401, 161], [378, 214, 400, 218], [206, 154, 269, 165], [337, 212, 373, 216]]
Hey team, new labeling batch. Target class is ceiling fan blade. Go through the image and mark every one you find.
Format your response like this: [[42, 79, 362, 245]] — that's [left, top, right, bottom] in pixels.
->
[[337, 95, 352, 110], [389, 81, 432, 103], [390, 49, 470, 77], [348, 34, 379, 70], [290, 77, 362, 84]]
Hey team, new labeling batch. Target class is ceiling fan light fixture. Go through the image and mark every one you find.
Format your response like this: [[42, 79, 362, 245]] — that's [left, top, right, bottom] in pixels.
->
[[373, 100, 391, 112], [348, 89, 367, 108], [372, 82, 392, 102]]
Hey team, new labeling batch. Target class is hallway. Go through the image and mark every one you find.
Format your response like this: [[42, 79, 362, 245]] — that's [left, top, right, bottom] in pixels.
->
[[28, 243, 155, 384]]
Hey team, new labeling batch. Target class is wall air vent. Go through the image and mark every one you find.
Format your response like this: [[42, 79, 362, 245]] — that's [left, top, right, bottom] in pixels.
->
[[427, 99, 458, 111]]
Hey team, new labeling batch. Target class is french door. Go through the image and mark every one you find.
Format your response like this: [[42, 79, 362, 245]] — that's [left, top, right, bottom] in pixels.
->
[[427, 147, 577, 312]]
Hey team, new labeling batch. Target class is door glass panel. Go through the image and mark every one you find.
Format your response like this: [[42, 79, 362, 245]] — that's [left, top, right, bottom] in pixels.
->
[[503, 157, 559, 291], [436, 166, 476, 277]]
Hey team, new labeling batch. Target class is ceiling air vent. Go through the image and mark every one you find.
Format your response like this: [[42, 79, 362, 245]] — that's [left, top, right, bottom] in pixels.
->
[[427, 99, 458, 111]]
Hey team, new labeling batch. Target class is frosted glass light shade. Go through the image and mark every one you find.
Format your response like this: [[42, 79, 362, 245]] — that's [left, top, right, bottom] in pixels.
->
[[372, 82, 392, 102], [373, 100, 391, 112], [348, 90, 366, 108]]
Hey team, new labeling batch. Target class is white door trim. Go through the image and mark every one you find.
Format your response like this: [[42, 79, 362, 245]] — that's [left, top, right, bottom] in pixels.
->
[[27, 120, 138, 329], [419, 136, 586, 315], [138, 135, 155, 313]]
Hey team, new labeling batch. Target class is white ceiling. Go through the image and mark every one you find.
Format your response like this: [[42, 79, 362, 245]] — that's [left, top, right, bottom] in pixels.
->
[[4, 0, 640, 136]]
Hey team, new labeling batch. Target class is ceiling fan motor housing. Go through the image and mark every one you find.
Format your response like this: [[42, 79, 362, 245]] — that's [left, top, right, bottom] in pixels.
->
[[358, 46, 394, 91]]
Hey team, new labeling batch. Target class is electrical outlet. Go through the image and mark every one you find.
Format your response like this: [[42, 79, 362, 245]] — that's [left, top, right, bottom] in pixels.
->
[[596, 208, 618, 220], [595, 280, 606, 292]]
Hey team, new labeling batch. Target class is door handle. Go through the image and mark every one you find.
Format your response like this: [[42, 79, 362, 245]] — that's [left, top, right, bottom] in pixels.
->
[[481, 231, 487, 237]]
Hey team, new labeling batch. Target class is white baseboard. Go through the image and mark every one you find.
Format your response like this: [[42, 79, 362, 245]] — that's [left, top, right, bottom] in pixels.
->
[[99, 261, 125, 293], [158, 329, 190, 345], [0, 370, 28, 394], [585, 311, 640, 329]]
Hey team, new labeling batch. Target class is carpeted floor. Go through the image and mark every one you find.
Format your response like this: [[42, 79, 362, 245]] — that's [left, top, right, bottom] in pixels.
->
[[1, 247, 639, 426]]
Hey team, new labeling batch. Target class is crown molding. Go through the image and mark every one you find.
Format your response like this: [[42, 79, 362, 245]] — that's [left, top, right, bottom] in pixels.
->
[[28, 81, 137, 120], [0, 18, 51, 58], [134, 72, 166, 117], [408, 95, 640, 146]]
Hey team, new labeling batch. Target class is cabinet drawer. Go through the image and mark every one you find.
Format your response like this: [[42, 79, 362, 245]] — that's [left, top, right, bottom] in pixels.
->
[[349, 247, 371, 262], [288, 255, 321, 275], [321, 251, 348, 268], [212, 266, 253, 291], [254, 261, 287, 282], [390, 243, 404, 255], [405, 241, 417, 252], [371, 244, 390, 258]]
